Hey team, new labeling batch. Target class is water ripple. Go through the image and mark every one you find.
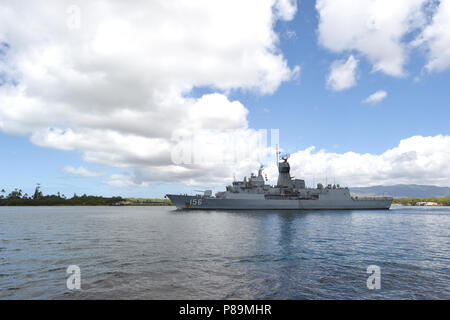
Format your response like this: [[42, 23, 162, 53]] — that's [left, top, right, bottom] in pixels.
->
[[0, 206, 449, 299]]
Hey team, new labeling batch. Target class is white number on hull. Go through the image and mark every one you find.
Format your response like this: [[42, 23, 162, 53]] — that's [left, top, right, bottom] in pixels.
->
[[190, 199, 202, 206]]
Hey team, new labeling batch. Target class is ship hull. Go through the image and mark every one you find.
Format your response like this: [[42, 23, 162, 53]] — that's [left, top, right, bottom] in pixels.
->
[[166, 194, 392, 210]]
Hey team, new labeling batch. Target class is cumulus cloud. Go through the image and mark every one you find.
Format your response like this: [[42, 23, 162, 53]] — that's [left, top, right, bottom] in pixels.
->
[[362, 90, 387, 104], [0, 0, 298, 185], [326, 55, 358, 91], [2, 1, 449, 190], [62, 165, 104, 177], [316, 0, 428, 77], [263, 135, 450, 187], [413, 1, 450, 72]]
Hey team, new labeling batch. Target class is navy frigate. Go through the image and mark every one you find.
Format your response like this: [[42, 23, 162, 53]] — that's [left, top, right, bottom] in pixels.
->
[[166, 156, 392, 210]]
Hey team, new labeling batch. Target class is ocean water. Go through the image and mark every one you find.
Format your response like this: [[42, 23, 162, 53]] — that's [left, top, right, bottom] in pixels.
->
[[0, 205, 449, 300]]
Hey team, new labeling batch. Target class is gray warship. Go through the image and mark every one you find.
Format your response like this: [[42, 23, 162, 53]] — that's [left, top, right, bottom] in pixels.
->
[[166, 156, 392, 210]]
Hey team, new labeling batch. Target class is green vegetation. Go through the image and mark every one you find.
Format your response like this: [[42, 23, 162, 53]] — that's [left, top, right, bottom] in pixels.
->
[[0, 185, 123, 206], [125, 198, 172, 205], [393, 197, 450, 206], [0, 184, 172, 206]]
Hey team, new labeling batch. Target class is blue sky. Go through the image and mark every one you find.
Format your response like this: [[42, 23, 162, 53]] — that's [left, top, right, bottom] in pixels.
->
[[242, 1, 450, 154], [1, 0, 449, 197]]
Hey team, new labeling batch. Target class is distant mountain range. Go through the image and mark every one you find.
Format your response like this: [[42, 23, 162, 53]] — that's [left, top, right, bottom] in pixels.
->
[[350, 184, 450, 198]]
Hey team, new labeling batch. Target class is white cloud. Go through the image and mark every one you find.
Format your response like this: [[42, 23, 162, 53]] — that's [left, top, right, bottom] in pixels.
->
[[0, 0, 299, 185], [62, 165, 104, 177], [362, 90, 387, 104], [326, 55, 358, 91], [263, 135, 450, 187], [274, 0, 298, 20], [317, 0, 428, 77], [104, 174, 148, 188], [2, 1, 449, 190], [413, 1, 450, 72]]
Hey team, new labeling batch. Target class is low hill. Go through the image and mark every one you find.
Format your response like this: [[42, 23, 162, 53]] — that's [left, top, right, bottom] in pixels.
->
[[351, 184, 450, 198]]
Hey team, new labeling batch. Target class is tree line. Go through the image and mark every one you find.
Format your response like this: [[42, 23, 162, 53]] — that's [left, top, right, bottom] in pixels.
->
[[0, 184, 123, 206]]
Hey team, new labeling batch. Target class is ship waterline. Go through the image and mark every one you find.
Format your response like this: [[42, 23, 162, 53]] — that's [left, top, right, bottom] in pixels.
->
[[167, 194, 392, 210], [167, 156, 392, 210]]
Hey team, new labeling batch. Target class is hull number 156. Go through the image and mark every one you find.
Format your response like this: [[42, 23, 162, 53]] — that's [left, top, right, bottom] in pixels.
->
[[190, 199, 202, 206]]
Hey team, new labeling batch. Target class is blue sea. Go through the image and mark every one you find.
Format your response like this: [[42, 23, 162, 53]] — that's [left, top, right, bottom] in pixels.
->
[[0, 206, 449, 299]]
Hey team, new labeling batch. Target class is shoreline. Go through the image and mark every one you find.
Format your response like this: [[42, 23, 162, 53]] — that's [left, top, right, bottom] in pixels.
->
[[0, 203, 174, 207], [1, 204, 448, 207]]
